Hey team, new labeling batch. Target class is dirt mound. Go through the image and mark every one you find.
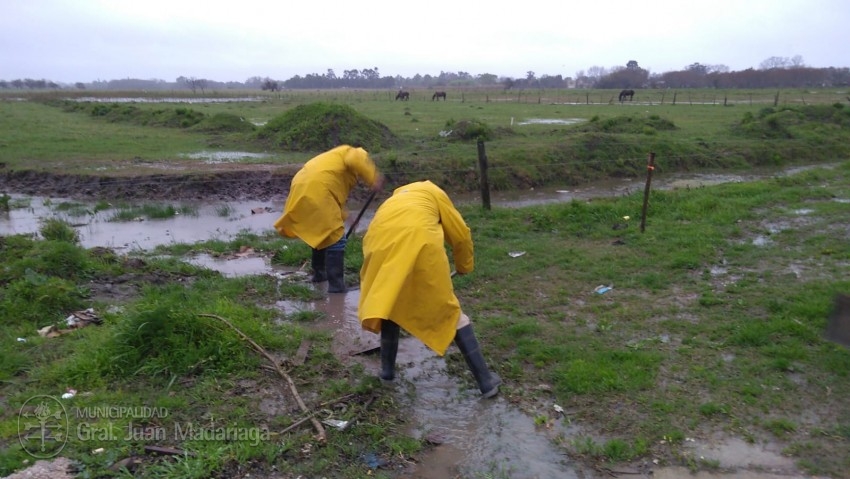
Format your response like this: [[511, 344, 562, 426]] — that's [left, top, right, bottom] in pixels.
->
[[257, 102, 401, 153], [0, 169, 296, 202]]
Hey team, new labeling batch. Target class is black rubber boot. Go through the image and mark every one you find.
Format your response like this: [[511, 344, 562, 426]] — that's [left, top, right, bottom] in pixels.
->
[[380, 320, 400, 381], [311, 248, 327, 283], [326, 249, 347, 293], [454, 324, 501, 398]]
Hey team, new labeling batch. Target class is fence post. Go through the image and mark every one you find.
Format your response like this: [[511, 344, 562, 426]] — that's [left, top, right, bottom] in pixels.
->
[[477, 140, 491, 211], [640, 152, 656, 233]]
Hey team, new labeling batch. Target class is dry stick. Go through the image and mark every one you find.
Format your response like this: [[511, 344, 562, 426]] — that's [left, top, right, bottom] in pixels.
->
[[199, 313, 326, 441]]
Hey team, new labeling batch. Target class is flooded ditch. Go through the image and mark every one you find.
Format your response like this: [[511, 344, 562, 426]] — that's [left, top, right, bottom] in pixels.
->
[[1, 165, 833, 479]]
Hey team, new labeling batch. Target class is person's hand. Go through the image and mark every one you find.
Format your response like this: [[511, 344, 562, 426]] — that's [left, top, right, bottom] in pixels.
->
[[372, 174, 386, 192]]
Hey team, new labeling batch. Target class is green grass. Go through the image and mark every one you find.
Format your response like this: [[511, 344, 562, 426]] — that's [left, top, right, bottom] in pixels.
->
[[6, 166, 844, 474], [2, 88, 849, 191], [2, 91, 850, 476], [0, 231, 404, 478]]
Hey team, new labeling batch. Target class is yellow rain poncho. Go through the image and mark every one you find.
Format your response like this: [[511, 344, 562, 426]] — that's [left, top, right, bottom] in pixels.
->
[[273, 145, 380, 250], [358, 181, 474, 355]]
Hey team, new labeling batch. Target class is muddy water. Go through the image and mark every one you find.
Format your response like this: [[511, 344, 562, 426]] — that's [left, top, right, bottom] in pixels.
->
[[279, 289, 582, 478], [0, 166, 819, 251], [0, 165, 833, 478]]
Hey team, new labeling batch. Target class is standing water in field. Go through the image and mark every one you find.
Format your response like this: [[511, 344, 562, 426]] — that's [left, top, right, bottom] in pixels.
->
[[278, 288, 584, 478], [1, 165, 824, 250]]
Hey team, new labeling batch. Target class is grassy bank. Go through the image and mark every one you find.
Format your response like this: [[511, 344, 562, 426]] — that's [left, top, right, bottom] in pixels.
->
[[1, 162, 849, 477], [1, 89, 849, 195]]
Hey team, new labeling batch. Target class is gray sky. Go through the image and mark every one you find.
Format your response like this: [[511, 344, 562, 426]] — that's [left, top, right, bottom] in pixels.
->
[[2, 0, 848, 84]]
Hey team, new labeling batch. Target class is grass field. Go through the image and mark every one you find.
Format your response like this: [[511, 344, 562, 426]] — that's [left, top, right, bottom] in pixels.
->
[[1, 88, 850, 478], [2, 87, 849, 191]]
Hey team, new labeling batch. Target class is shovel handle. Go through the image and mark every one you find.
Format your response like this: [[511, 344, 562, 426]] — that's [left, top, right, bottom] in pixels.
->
[[346, 190, 377, 240]]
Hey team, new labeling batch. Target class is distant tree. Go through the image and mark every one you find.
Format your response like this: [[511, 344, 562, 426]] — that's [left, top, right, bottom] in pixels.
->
[[760, 56, 790, 70], [790, 55, 805, 68], [362, 67, 379, 81], [475, 73, 497, 85], [686, 62, 709, 75], [538, 74, 566, 88], [244, 76, 264, 88], [586, 66, 608, 83], [626, 60, 640, 70], [47, 81, 59, 89], [179, 76, 206, 94], [526, 71, 536, 81], [326, 69, 337, 80], [74, 82, 86, 90], [0, 80, 8, 89], [262, 78, 280, 91], [827, 67, 850, 86], [11, 79, 23, 89], [597, 65, 649, 89]]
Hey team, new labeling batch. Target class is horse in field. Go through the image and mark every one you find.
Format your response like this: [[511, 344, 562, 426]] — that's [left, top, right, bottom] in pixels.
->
[[432, 91, 447, 101], [395, 90, 410, 101], [618, 89, 635, 102]]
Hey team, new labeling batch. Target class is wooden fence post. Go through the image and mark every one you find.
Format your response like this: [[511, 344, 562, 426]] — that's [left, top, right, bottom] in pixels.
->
[[477, 140, 491, 210], [640, 152, 656, 233]]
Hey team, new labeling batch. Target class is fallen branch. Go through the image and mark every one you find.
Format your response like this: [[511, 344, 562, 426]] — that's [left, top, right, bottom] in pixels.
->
[[199, 313, 326, 441]]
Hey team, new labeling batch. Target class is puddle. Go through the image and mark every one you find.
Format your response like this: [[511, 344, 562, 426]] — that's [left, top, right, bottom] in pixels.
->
[[1, 163, 835, 255], [186, 253, 274, 277], [279, 288, 583, 478], [0, 197, 282, 251], [181, 151, 274, 163], [752, 235, 773, 246], [66, 97, 262, 103], [515, 118, 586, 125]]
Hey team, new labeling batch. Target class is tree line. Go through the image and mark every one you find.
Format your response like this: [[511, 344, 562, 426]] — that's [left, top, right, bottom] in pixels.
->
[[3, 56, 848, 92]]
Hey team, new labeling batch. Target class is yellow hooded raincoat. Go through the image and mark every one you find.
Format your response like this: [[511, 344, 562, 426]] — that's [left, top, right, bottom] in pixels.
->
[[273, 145, 380, 250], [358, 181, 474, 355]]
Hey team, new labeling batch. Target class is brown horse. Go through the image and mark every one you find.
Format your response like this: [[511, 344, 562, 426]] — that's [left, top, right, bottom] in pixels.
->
[[395, 91, 410, 101], [618, 89, 635, 102], [432, 91, 447, 101]]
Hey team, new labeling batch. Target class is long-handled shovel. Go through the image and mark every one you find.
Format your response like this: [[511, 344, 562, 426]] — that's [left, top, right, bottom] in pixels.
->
[[345, 190, 378, 240]]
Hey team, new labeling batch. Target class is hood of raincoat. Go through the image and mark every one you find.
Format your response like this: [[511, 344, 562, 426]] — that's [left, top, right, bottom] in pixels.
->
[[273, 145, 380, 250]]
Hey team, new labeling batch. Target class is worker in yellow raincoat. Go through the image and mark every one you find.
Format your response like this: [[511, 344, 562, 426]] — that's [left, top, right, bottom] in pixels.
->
[[358, 180, 501, 398], [274, 145, 384, 293]]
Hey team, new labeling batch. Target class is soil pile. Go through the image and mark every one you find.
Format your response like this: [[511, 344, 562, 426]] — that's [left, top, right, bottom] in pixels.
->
[[257, 102, 401, 153]]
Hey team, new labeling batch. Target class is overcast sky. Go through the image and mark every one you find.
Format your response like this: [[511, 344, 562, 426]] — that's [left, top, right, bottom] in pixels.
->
[[2, 0, 848, 84]]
